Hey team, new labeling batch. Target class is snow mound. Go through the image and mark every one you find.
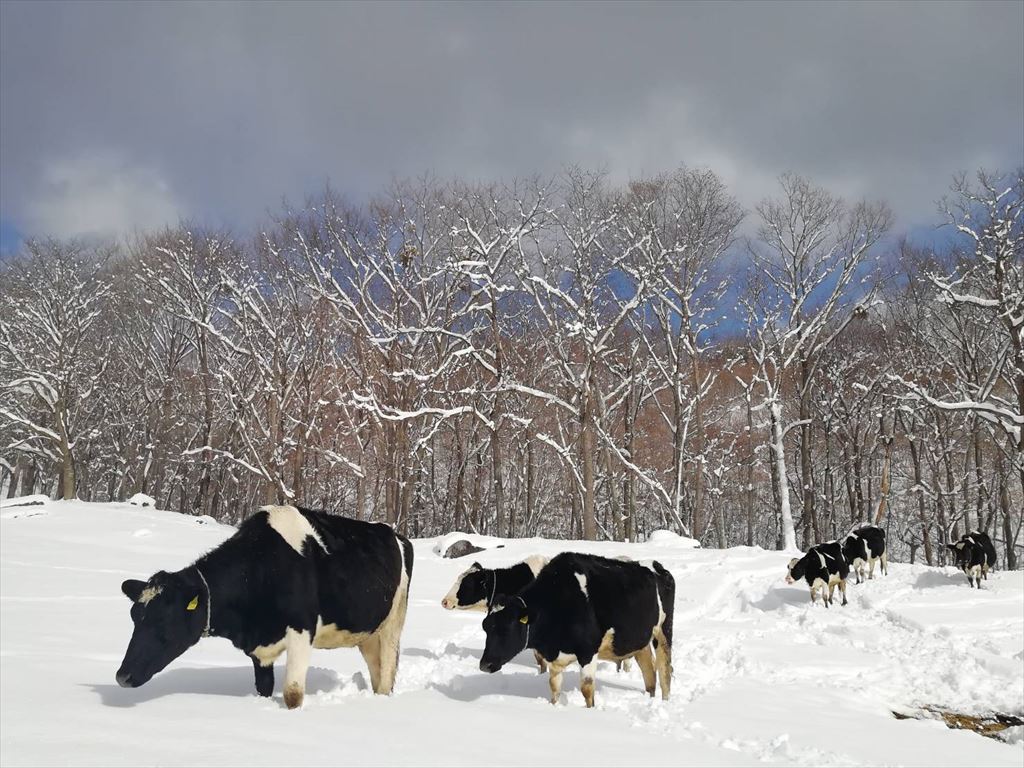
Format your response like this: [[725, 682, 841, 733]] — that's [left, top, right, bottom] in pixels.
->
[[430, 531, 505, 557], [646, 528, 701, 548], [1, 493, 49, 507], [127, 493, 156, 507]]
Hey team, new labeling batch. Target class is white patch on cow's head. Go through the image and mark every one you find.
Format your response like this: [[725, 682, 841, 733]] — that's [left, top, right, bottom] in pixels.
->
[[785, 557, 798, 584], [574, 572, 588, 597], [261, 505, 327, 556], [441, 564, 487, 611], [138, 585, 162, 605]]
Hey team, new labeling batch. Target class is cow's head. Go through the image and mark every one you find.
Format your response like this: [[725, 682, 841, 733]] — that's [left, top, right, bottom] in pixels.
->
[[785, 556, 804, 584], [479, 595, 530, 673], [840, 536, 857, 564], [945, 541, 971, 570], [441, 562, 490, 610], [116, 569, 206, 688]]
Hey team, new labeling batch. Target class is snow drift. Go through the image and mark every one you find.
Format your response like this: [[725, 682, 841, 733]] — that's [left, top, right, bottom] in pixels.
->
[[1, 498, 1021, 767]]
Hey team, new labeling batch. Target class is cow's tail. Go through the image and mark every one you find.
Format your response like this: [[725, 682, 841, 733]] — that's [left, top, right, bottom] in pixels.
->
[[398, 535, 414, 585], [652, 560, 675, 651]]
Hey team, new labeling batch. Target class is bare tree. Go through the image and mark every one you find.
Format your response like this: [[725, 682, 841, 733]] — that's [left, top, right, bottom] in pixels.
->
[[746, 174, 891, 549]]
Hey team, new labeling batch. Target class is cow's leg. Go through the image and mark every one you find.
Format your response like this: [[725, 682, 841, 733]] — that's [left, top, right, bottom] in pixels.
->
[[881, 552, 888, 575], [283, 628, 313, 709], [533, 650, 547, 674], [252, 656, 274, 697], [548, 662, 566, 705], [827, 581, 836, 605], [868, 558, 876, 580], [634, 645, 656, 697], [653, 630, 672, 701], [358, 635, 382, 693], [367, 565, 410, 695], [375, 596, 407, 695], [840, 578, 848, 607], [579, 658, 597, 708]]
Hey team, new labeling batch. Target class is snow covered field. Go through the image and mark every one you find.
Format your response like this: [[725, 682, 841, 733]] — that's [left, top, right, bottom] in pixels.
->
[[1, 498, 1021, 767]]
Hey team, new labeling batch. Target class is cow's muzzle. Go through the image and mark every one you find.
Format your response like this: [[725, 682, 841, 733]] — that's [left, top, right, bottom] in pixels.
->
[[479, 660, 500, 674], [116, 669, 139, 688]]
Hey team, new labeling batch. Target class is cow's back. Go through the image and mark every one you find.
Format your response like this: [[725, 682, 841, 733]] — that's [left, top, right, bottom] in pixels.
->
[[966, 531, 997, 568], [299, 508, 408, 636], [529, 553, 661, 659]]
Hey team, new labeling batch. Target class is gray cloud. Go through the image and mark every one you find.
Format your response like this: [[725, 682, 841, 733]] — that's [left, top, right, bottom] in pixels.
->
[[2, 1, 1021, 239]]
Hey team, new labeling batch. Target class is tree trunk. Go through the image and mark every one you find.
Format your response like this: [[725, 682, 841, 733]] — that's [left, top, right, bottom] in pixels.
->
[[623, 384, 636, 543], [745, 393, 755, 548], [689, 342, 705, 541], [580, 371, 597, 541], [769, 400, 797, 550], [799, 358, 818, 545], [57, 400, 75, 500], [873, 413, 894, 526], [525, 438, 535, 536], [907, 434, 933, 565]]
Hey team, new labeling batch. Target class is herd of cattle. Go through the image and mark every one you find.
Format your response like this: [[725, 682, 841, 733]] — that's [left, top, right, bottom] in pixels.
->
[[784, 525, 1000, 606], [114, 504, 1002, 711]]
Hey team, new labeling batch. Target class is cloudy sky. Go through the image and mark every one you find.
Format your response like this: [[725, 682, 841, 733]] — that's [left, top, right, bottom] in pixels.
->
[[1, 1, 1021, 248]]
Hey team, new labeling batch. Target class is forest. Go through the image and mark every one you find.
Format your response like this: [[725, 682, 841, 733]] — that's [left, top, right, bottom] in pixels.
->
[[1, 166, 1020, 567]]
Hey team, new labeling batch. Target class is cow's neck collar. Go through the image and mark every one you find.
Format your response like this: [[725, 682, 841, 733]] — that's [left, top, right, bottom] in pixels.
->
[[195, 566, 212, 637], [489, 570, 498, 608]]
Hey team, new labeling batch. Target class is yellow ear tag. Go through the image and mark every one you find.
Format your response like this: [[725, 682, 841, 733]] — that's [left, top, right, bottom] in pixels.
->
[[519, 615, 529, 624], [187, 596, 199, 611]]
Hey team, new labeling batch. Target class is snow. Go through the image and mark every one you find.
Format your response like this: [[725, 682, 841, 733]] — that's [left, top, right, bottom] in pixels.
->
[[127, 493, 156, 508], [646, 528, 701, 548], [2, 499, 1021, 767]]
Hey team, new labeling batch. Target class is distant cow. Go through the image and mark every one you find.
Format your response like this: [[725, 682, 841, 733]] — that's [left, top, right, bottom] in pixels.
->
[[841, 525, 888, 584], [442, 556, 549, 672], [786, 541, 850, 607], [480, 553, 674, 708], [117, 504, 413, 708], [946, 530, 997, 588]]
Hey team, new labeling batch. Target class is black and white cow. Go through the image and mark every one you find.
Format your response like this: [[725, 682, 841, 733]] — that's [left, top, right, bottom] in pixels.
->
[[841, 525, 888, 584], [946, 530, 998, 588], [480, 552, 674, 708], [441, 556, 549, 672], [441, 556, 547, 611], [785, 541, 850, 607], [117, 504, 413, 709]]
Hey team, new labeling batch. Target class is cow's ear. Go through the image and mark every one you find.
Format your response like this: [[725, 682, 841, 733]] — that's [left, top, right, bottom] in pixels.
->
[[471, 562, 482, 571], [514, 597, 530, 623], [488, 593, 508, 614], [121, 579, 146, 602]]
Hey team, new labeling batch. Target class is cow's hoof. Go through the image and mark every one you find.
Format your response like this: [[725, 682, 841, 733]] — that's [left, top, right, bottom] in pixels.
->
[[283, 684, 304, 709]]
